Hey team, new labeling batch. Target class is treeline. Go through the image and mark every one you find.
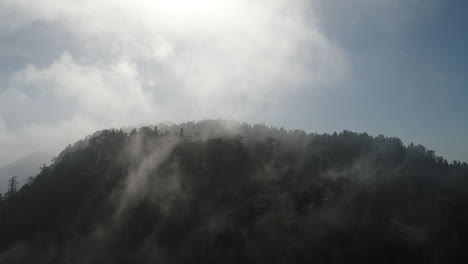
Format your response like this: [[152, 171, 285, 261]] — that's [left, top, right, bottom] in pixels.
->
[[0, 120, 467, 263]]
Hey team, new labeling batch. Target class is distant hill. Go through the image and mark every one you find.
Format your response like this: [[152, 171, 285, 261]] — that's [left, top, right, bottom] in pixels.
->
[[0, 120, 467, 263], [0, 151, 53, 193]]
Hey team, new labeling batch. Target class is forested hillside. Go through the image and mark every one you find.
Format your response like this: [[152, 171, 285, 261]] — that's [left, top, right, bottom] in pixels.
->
[[1, 120, 467, 263], [0, 152, 53, 194]]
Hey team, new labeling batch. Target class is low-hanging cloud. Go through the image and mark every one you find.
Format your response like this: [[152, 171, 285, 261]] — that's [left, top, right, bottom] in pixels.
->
[[0, 0, 348, 165], [114, 132, 182, 217]]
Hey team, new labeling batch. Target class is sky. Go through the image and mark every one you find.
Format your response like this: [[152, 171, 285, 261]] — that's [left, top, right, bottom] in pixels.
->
[[0, 0, 467, 166]]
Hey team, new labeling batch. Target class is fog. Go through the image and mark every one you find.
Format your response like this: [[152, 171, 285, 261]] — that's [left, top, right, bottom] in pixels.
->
[[1, 121, 466, 263]]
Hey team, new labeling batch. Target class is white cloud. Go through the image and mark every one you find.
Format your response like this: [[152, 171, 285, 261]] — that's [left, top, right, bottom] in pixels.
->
[[0, 0, 348, 164], [0, 54, 157, 164]]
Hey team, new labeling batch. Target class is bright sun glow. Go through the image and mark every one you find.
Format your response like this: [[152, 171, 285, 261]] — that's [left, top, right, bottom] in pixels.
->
[[127, 0, 245, 29]]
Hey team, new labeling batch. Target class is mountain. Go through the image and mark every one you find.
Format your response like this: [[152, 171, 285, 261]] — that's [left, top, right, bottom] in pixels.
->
[[0, 120, 467, 264], [0, 151, 54, 194]]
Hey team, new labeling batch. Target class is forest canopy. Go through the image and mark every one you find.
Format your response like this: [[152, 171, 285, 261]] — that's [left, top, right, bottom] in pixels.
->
[[0, 120, 467, 263]]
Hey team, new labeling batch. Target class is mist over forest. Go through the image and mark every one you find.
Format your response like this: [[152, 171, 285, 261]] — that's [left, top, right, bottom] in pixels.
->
[[1, 120, 467, 263], [1, 0, 468, 263]]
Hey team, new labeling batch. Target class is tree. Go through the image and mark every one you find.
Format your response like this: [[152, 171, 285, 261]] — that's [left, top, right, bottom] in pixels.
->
[[5, 176, 19, 198], [27, 176, 35, 185]]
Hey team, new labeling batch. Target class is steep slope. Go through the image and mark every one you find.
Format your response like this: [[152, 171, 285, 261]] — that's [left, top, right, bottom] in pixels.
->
[[0, 120, 467, 264], [0, 152, 53, 193]]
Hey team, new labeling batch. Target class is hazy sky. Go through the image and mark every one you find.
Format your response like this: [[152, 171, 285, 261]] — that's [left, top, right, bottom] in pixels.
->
[[0, 0, 467, 165]]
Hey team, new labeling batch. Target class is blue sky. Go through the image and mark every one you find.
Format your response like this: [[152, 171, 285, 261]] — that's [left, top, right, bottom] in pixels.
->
[[313, 0, 468, 162], [0, 0, 467, 165]]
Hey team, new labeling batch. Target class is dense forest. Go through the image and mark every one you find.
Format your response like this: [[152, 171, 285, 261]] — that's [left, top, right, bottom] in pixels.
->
[[0, 120, 467, 263]]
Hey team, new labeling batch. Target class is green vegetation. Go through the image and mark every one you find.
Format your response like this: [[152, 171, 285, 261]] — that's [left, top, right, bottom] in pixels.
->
[[1, 120, 467, 263]]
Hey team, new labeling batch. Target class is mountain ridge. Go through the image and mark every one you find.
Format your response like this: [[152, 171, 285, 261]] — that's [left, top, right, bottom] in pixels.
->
[[0, 151, 53, 193], [0, 120, 467, 263]]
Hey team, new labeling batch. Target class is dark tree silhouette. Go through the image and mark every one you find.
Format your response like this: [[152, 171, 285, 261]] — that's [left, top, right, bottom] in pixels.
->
[[5, 176, 18, 199], [0, 120, 467, 263], [26, 176, 35, 186]]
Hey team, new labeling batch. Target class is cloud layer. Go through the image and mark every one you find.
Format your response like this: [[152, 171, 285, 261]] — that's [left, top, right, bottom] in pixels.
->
[[0, 0, 347, 165]]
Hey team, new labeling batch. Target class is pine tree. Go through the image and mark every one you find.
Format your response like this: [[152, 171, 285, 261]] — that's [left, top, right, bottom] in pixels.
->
[[5, 176, 19, 198]]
